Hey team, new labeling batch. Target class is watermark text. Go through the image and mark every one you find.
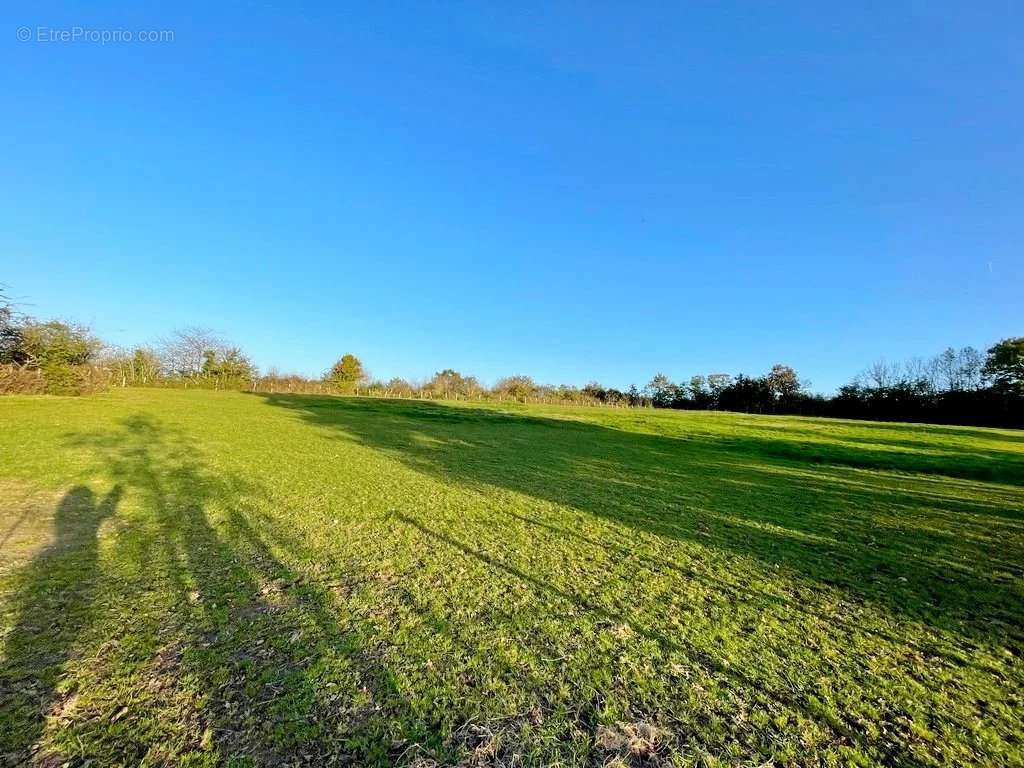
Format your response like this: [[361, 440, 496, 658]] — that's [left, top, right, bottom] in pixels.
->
[[17, 26, 175, 44]]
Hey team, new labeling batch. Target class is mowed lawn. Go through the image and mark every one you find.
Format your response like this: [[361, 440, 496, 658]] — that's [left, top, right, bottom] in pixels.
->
[[1, 390, 1022, 767]]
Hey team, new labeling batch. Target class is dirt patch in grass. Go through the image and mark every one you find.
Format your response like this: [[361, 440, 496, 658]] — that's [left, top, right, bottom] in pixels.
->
[[596, 722, 670, 766]]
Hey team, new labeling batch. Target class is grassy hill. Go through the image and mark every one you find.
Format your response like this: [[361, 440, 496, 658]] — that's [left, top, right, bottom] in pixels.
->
[[1, 389, 1022, 766]]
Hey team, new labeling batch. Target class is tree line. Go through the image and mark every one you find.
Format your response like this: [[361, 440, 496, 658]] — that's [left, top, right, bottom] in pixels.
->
[[1, 288, 1020, 427], [636, 350, 1023, 428]]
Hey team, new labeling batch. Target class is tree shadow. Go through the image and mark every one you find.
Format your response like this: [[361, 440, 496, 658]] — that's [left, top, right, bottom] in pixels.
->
[[244, 394, 1024, 764], [856, 419, 1024, 444], [253, 394, 1024, 647], [395, 511, 931, 765], [6, 398, 1023, 765], [0, 484, 121, 763], [1, 415, 462, 766]]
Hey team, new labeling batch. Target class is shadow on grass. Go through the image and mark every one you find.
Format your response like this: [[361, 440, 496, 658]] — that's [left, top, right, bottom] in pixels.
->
[[253, 394, 1024, 649], [394, 511, 924, 766], [5, 398, 1022, 765], [0, 484, 121, 763], [850, 419, 1024, 444], [0, 415, 454, 766]]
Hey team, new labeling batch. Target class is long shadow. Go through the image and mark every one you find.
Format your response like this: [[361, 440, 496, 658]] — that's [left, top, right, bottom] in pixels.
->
[[720, 425, 1018, 465], [9, 400, 1021, 764], [2, 415, 454, 766], [0, 484, 121, 761], [245, 394, 1024, 763], [394, 512, 937, 767], [253, 394, 1024, 647], [855, 419, 1024, 444]]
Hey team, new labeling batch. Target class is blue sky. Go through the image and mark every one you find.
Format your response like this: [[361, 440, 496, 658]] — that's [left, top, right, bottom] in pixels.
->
[[2, 2, 1021, 393]]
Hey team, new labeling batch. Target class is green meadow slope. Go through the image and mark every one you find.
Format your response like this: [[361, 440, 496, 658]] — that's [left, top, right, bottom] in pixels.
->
[[1, 389, 1022, 767]]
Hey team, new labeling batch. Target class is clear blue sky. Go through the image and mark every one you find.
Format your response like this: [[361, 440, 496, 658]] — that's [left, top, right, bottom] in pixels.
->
[[2, 2, 1021, 393]]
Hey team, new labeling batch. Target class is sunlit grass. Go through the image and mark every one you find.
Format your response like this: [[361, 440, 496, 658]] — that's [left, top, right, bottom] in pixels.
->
[[1, 389, 1022, 766]]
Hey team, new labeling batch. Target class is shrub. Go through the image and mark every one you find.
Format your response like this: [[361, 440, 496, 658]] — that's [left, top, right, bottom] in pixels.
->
[[0, 364, 45, 394], [0, 363, 110, 395]]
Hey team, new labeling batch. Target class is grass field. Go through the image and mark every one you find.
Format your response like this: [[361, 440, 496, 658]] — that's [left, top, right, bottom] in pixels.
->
[[1, 389, 1022, 767]]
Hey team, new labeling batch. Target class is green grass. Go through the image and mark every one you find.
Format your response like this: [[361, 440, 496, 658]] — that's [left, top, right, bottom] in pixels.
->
[[1, 389, 1022, 767]]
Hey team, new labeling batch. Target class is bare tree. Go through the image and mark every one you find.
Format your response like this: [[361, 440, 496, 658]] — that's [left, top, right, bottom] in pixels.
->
[[956, 346, 986, 391], [100, 345, 163, 387], [934, 347, 961, 391], [158, 327, 224, 377], [384, 377, 414, 398], [0, 287, 23, 364], [860, 360, 901, 389], [903, 356, 938, 389]]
